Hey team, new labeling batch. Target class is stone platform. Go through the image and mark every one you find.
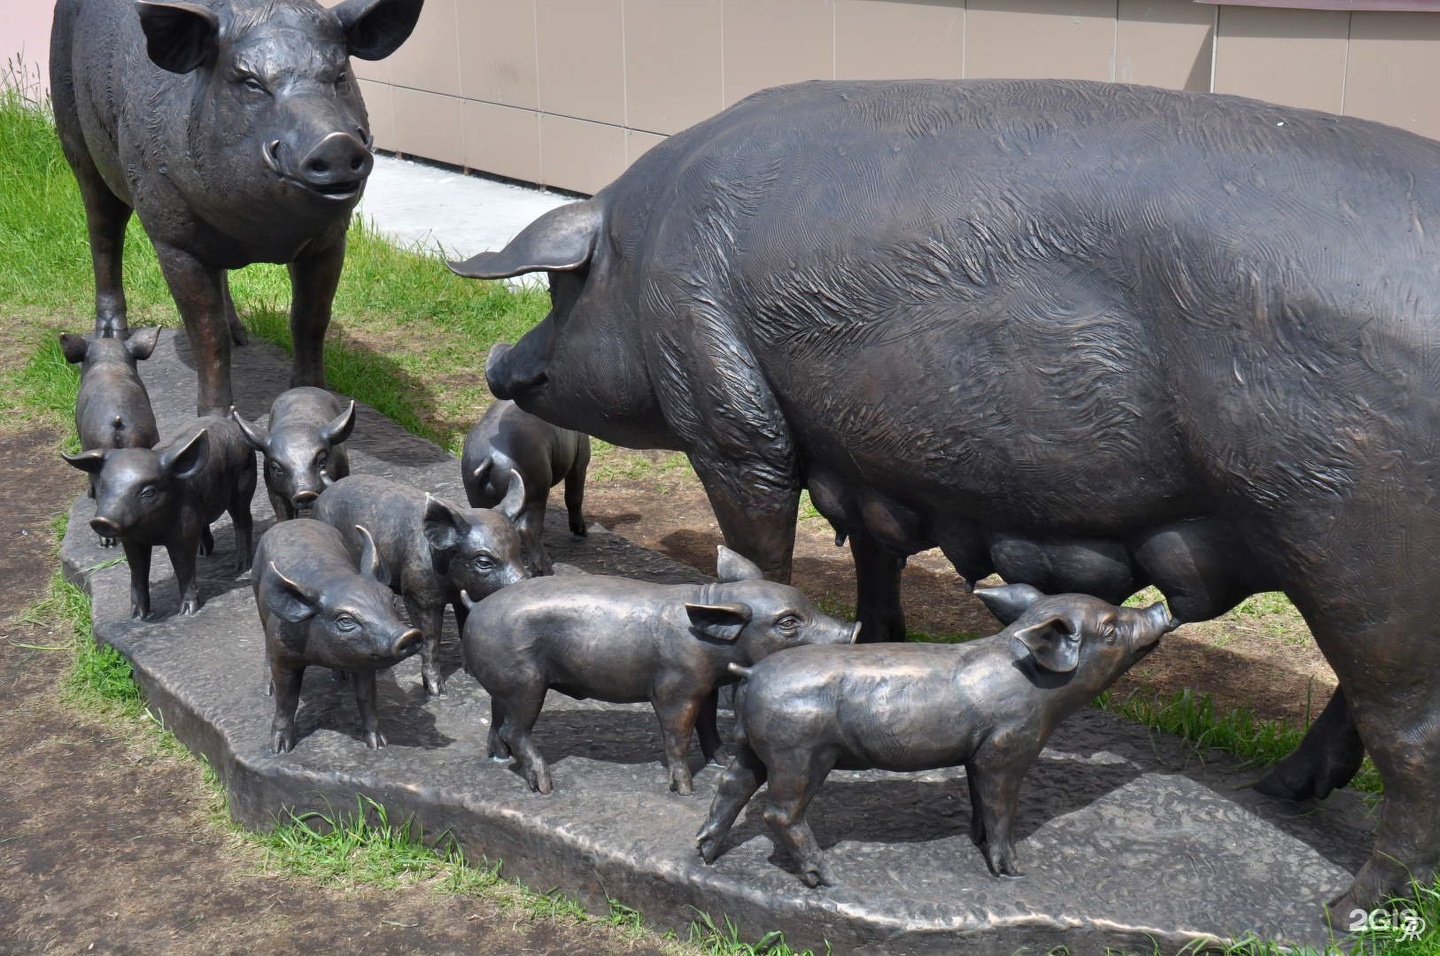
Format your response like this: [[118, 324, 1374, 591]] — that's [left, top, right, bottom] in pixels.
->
[[59, 330, 1372, 955]]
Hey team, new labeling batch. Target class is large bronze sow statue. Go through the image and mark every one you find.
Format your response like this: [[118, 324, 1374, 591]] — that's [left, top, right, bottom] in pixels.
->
[[50, 0, 422, 415], [451, 78, 1440, 913]]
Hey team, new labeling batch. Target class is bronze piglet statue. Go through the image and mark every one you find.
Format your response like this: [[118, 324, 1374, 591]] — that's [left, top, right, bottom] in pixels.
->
[[253, 518, 422, 753], [233, 387, 356, 521], [459, 546, 860, 796], [64, 416, 257, 619], [461, 398, 590, 576], [697, 586, 1177, 886]]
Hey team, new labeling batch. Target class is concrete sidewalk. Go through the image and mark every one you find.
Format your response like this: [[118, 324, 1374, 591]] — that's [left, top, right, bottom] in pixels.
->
[[356, 154, 576, 261]]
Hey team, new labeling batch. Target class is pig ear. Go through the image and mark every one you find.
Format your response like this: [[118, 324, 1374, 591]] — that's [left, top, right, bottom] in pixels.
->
[[353, 524, 390, 588], [136, 1, 220, 75], [333, 0, 423, 61], [229, 407, 269, 452], [448, 201, 601, 279], [975, 583, 1046, 626], [59, 332, 89, 365], [161, 428, 209, 481], [686, 602, 752, 643], [125, 327, 161, 362], [321, 400, 357, 446], [716, 546, 765, 584], [421, 494, 464, 553], [62, 449, 108, 474], [266, 562, 321, 624], [470, 457, 493, 490], [495, 470, 526, 523], [1010, 615, 1081, 674]]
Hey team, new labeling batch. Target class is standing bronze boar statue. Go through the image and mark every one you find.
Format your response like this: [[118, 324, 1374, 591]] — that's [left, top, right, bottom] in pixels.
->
[[450, 78, 1440, 915], [50, 0, 423, 415]]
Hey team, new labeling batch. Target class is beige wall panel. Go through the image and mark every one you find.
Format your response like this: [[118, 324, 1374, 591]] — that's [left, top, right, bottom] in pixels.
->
[[835, 1, 965, 81], [723, 0, 835, 106], [391, 88, 466, 167], [1345, 14, 1440, 142], [627, 129, 671, 168], [458, 0, 540, 110], [463, 101, 543, 184], [537, 0, 625, 125], [965, 0, 1118, 81], [625, 0, 724, 135], [357, 79, 396, 152], [1116, 0, 1214, 91], [1213, 7, 1347, 114], [386, 0, 461, 95], [541, 115, 627, 194]]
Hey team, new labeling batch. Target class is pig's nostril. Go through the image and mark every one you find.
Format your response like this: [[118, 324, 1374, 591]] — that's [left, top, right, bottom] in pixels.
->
[[392, 629, 422, 657], [91, 517, 119, 536]]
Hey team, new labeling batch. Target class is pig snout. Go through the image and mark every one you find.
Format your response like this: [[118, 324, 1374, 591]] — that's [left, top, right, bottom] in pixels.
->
[[390, 628, 423, 659], [263, 130, 372, 199], [290, 489, 320, 513], [90, 516, 121, 538]]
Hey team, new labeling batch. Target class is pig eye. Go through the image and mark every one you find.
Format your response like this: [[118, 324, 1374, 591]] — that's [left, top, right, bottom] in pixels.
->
[[139, 485, 156, 500], [776, 614, 802, 633], [241, 75, 266, 94], [335, 70, 350, 88], [269, 462, 285, 480], [472, 554, 496, 572], [334, 613, 358, 632], [1101, 620, 1118, 643]]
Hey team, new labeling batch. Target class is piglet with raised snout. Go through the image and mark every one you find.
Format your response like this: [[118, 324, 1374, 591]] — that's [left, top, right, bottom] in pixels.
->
[[697, 586, 1177, 886], [254, 518, 422, 753], [461, 398, 590, 575], [460, 546, 861, 796], [62, 327, 162, 545], [232, 387, 356, 520], [63, 417, 257, 619], [313, 474, 529, 697]]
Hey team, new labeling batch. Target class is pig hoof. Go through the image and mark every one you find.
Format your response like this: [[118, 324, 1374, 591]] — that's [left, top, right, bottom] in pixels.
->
[[423, 673, 447, 697], [697, 834, 724, 864], [363, 731, 387, 750], [705, 746, 730, 766], [180, 599, 201, 616], [527, 769, 553, 794], [799, 865, 831, 888], [99, 535, 116, 549], [670, 776, 695, 796], [272, 732, 294, 754]]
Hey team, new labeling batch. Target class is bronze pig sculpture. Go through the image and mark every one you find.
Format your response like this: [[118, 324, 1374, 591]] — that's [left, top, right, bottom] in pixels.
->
[[697, 586, 1177, 886], [233, 387, 356, 520], [253, 518, 422, 753], [459, 546, 860, 796], [50, 0, 423, 416], [461, 398, 590, 576], [62, 326, 161, 544], [313, 474, 529, 697], [450, 78, 1440, 911], [64, 416, 256, 618]]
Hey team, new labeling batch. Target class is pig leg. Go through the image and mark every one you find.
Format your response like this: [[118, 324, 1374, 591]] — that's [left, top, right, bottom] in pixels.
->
[[287, 243, 346, 390], [154, 243, 233, 416], [1253, 689, 1364, 801], [487, 698, 512, 760], [220, 272, 248, 346], [405, 596, 447, 697], [169, 538, 202, 616], [230, 502, 255, 574], [122, 539, 153, 620], [565, 445, 589, 536], [517, 505, 552, 576], [696, 469, 800, 584], [494, 688, 552, 794], [53, 101, 131, 337], [198, 526, 214, 557], [849, 530, 906, 643], [966, 760, 1026, 879], [697, 743, 768, 864], [654, 689, 705, 794], [352, 670, 387, 749], [761, 755, 838, 887], [696, 686, 727, 766], [269, 661, 305, 754]]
